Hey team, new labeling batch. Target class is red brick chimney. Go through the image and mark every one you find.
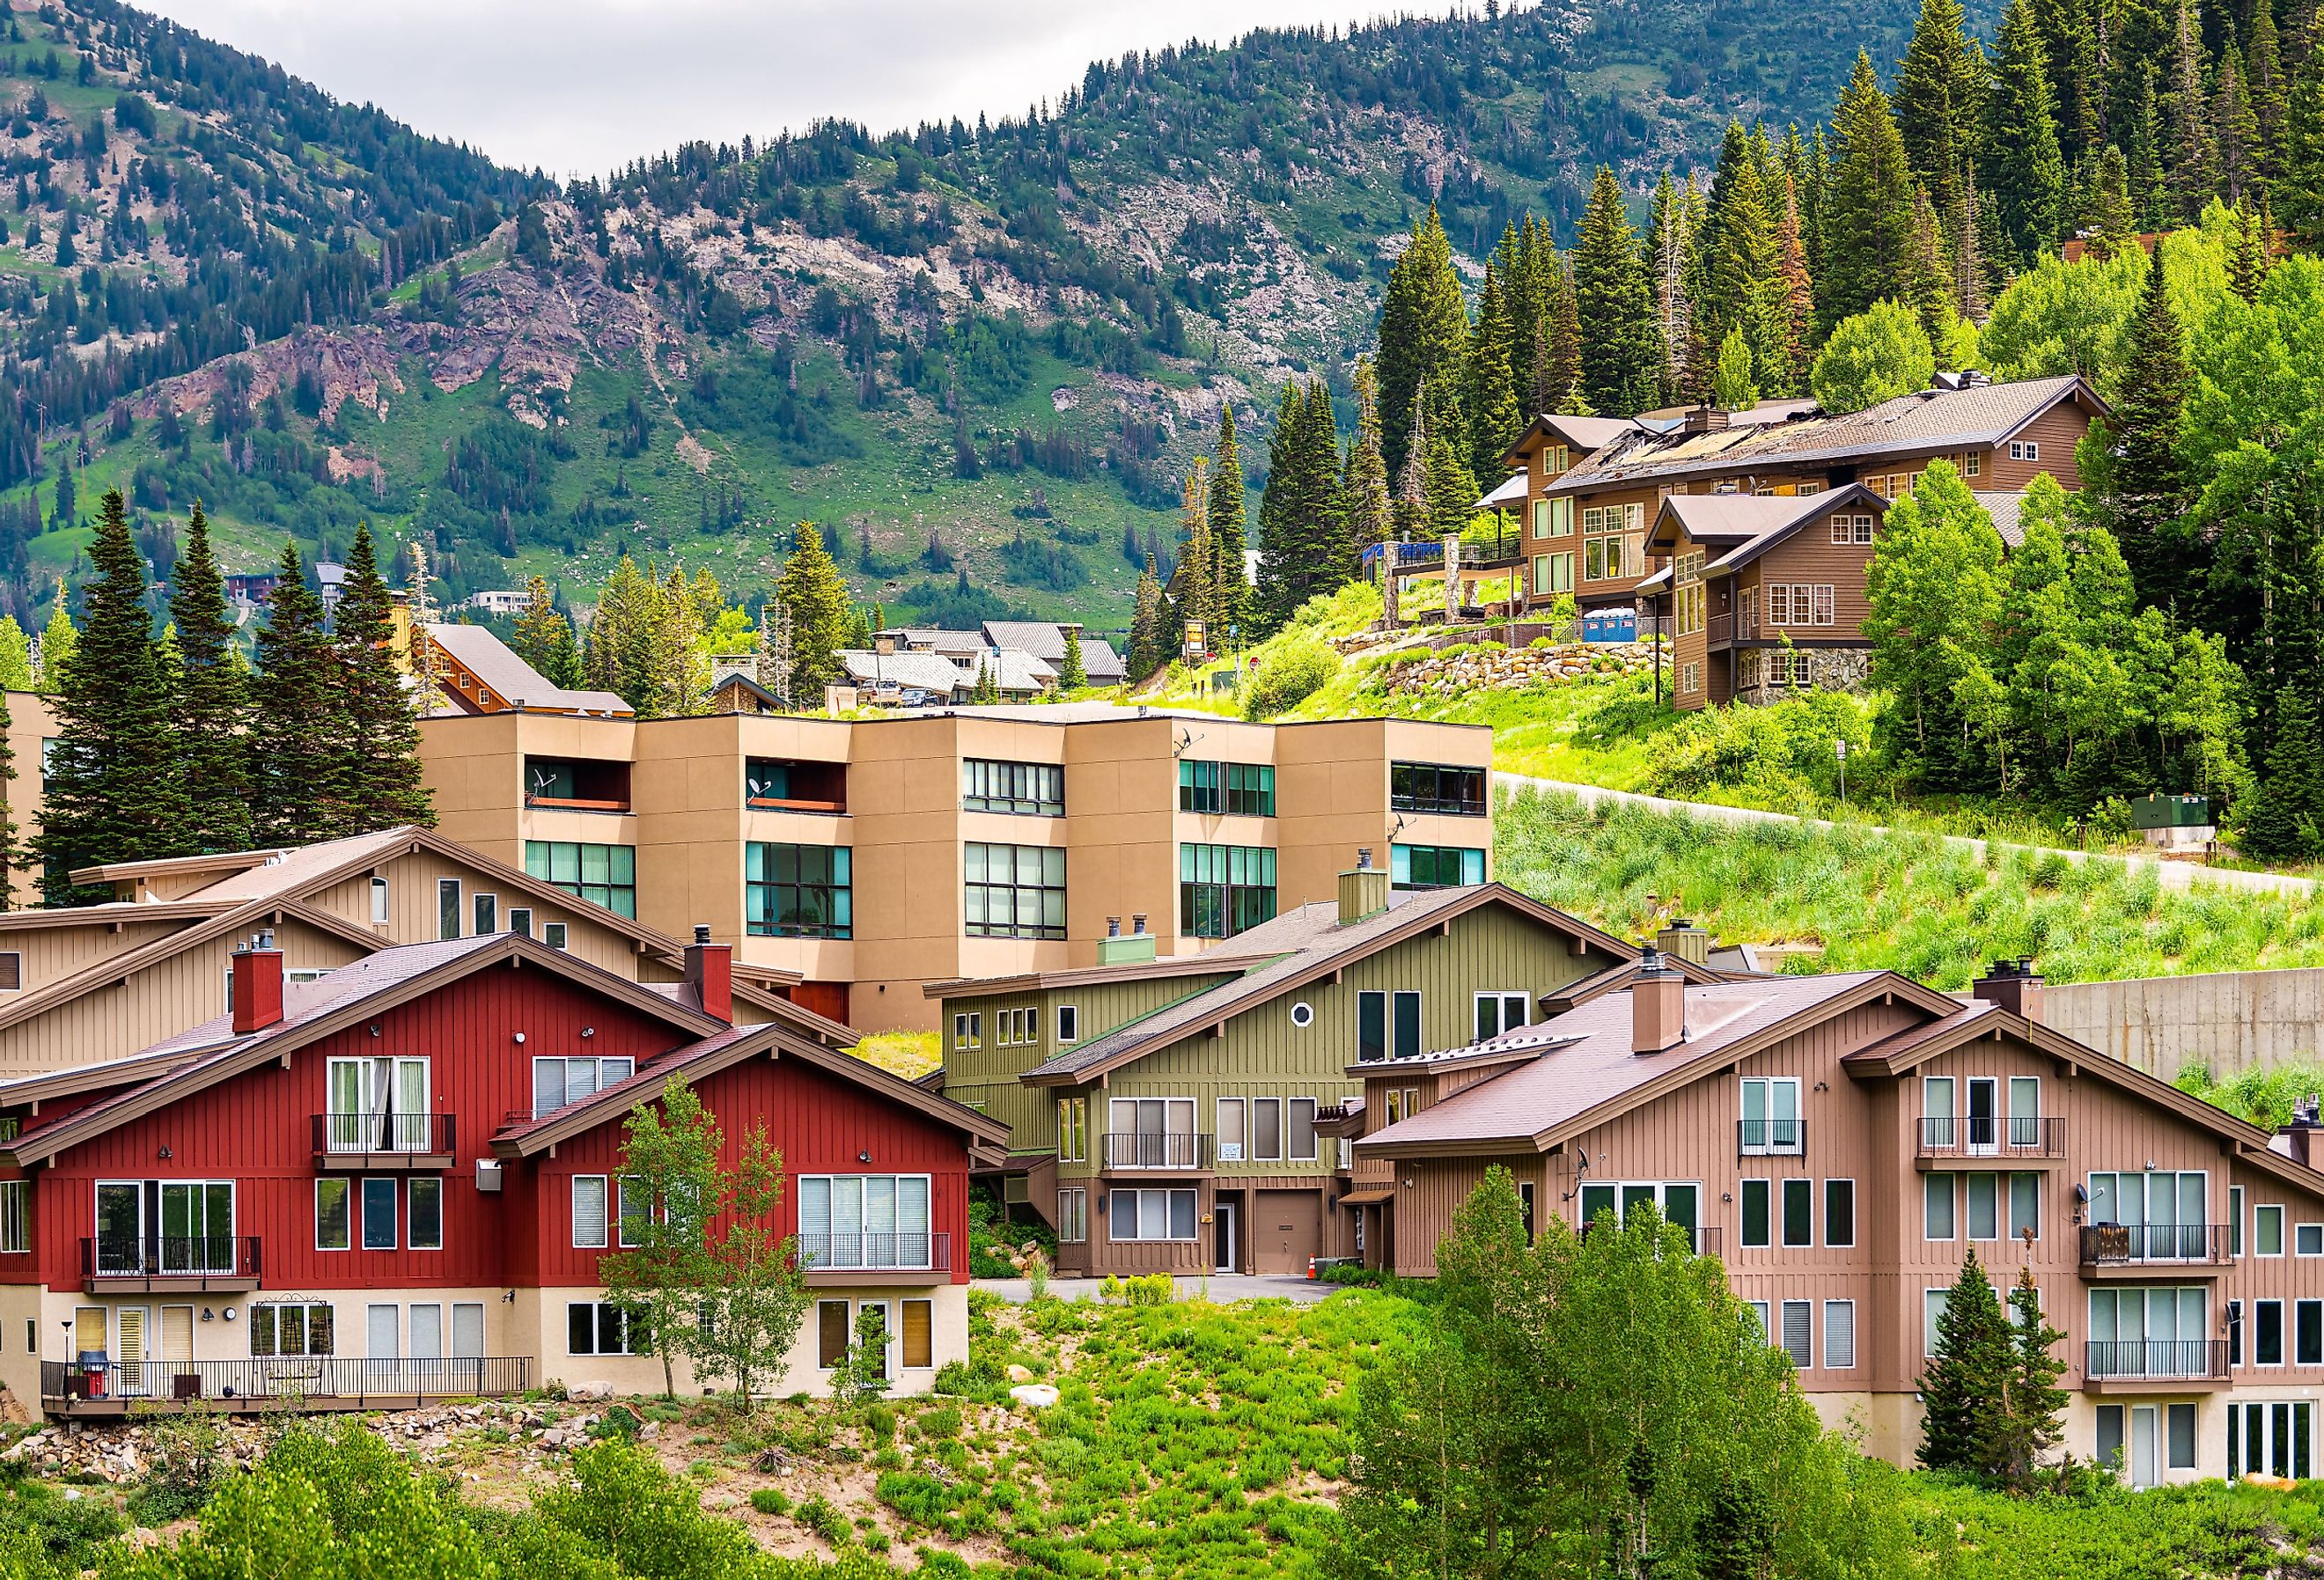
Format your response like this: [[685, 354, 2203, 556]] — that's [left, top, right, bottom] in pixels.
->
[[1971, 958, 2044, 1024], [1631, 945, 1685, 1055], [686, 925, 732, 1025], [232, 932, 284, 1035]]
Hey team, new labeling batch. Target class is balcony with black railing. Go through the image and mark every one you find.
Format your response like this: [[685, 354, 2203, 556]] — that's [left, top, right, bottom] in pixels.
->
[[1101, 1131, 1215, 1172], [312, 1112, 457, 1170], [2084, 1340, 2230, 1389], [1915, 1115, 2066, 1167], [40, 1356, 529, 1413], [1578, 1220, 1723, 1258], [79, 1236, 260, 1293], [796, 1231, 951, 1283], [1736, 1119, 1806, 1157], [2078, 1223, 2233, 1275]]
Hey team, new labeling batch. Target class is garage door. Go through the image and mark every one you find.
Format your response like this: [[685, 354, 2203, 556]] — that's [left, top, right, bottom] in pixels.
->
[[1254, 1189, 1320, 1275]]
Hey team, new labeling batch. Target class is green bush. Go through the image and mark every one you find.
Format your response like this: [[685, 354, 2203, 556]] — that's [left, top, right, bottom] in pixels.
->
[[747, 1487, 792, 1516], [1643, 687, 1879, 806], [1099, 1272, 1175, 1305], [916, 1406, 963, 1441], [1242, 636, 1338, 720]]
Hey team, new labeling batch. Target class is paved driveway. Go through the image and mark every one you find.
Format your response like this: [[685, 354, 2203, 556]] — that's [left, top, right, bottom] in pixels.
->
[[976, 1273, 1340, 1305]]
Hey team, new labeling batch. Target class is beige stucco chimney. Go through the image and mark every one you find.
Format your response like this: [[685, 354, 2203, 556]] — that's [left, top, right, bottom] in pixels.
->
[[1971, 958, 2044, 1024], [1632, 945, 1685, 1055]]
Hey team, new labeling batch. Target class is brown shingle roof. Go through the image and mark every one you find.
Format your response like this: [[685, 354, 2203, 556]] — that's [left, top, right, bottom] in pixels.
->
[[425, 623, 632, 717]]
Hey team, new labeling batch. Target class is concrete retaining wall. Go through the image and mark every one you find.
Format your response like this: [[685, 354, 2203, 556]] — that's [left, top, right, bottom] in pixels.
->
[[2037, 970, 2324, 1076]]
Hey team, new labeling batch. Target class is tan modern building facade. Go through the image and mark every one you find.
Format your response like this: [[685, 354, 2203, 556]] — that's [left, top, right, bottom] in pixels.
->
[[1350, 952, 2324, 1488], [419, 705, 1495, 1032]]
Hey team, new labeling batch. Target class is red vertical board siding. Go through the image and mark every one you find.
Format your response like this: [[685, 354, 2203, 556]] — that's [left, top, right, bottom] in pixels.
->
[[25, 964, 695, 1293], [13, 959, 973, 1295], [533, 1054, 973, 1287]]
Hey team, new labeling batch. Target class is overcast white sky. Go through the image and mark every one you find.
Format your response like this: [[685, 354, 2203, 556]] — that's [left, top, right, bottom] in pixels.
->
[[136, 0, 1456, 180]]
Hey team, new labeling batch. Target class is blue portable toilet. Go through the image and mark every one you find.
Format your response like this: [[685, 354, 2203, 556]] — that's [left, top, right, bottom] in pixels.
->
[[1582, 608, 1637, 643]]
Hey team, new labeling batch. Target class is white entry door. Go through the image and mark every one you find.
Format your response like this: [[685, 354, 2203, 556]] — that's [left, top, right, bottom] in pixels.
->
[[2131, 1406, 2159, 1489]]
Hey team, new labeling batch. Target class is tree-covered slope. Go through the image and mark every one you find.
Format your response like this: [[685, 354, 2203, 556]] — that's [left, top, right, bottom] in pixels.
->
[[0, 0, 1939, 627]]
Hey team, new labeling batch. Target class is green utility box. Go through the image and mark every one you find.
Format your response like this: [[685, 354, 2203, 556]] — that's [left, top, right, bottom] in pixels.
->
[[2129, 793, 2212, 831]]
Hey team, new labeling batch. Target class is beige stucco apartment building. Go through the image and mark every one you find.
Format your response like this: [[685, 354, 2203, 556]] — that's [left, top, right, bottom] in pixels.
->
[[419, 705, 1494, 1032]]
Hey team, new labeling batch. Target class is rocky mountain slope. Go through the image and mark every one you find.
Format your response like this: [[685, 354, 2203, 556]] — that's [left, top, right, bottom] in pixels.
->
[[0, 0, 1938, 627]]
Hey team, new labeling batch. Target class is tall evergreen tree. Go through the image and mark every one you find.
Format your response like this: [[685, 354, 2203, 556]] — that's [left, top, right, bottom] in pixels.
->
[[2282, 25, 2324, 240], [1988, 0, 2069, 261], [1375, 206, 1470, 481], [1776, 176, 1817, 380], [1710, 155, 1794, 395], [2253, 3, 2291, 175], [2166, 0, 2218, 216], [166, 503, 251, 854], [248, 542, 344, 848], [1342, 358, 1395, 573], [1465, 264, 1523, 479], [512, 576, 584, 689], [1647, 172, 1700, 406], [1572, 167, 1658, 415], [1997, 1268, 2070, 1490], [2092, 249, 2193, 608], [1894, 0, 1986, 216], [1821, 53, 1922, 331], [1541, 257, 1586, 412], [34, 489, 191, 903], [775, 525, 850, 701], [1175, 457, 1215, 636], [1254, 381, 1352, 630], [1918, 1249, 2013, 1475], [1209, 405, 1252, 636], [2246, 686, 2324, 860], [335, 523, 434, 833], [2217, 46, 2266, 203], [1128, 555, 1171, 682], [1420, 394, 1481, 540]]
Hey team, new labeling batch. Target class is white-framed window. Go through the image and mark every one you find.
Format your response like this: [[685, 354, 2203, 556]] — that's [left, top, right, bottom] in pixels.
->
[[1824, 1179, 1855, 1247], [617, 1176, 650, 1248], [2259, 1204, 2287, 1256], [951, 1012, 982, 1051], [316, 1179, 350, 1251], [1967, 1172, 1999, 1239], [799, 1174, 935, 1269], [1474, 991, 1530, 1042], [2009, 439, 2040, 462], [2008, 1172, 2041, 1241], [1963, 450, 1983, 478], [1056, 1098, 1086, 1163], [1680, 662, 1700, 695], [2297, 1223, 2324, 1257], [1218, 1097, 1246, 1163], [437, 878, 460, 941], [369, 877, 390, 924], [2090, 1286, 2210, 1376], [2090, 1170, 2209, 1258], [1925, 1172, 1956, 1240], [1828, 513, 1874, 545], [326, 1056, 431, 1153], [571, 1175, 608, 1249], [532, 1056, 636, 1121], [1925, 1288, 1950, 1356], [1578, 1179, 1703, 1250], [1289, 1098, 1319, 1163], [2233, 1186, 2247, 1255], [2300, 1299, 2324, 1366], [1057, 1187, 1088, 1243], [510, 907, 533, 938], [1739, 1077, 1801, 1153], [1057, 1005, 1079, 1043], [360, 1178, 398, 1251], [409, 1178, 443, 1251], [1748, 1299, 1772, 1343], [1823, 1299, 1856, 1369], [2259, 1297, 2287, 1365], [1252, 1098, 1283, 1162], [0, 1180, 26, 1252], [1779, 1299, 1812, 1368], [567, 1302, 644, 1356], [1781, 1178, 1813, 1246], [544, 922, 569, 951], [1740, 1179, 1769, 1247], [473, 893, 497, 935], [1107, 1187, 1197, 1241]]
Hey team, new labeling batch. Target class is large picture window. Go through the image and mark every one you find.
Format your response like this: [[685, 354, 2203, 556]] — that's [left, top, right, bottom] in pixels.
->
[[962, 760, 1063, 817], [1107, 1187, 1197, 1241], [525, 841, 636, 918], [1180, 843, 1276, 938], [1390, 762, 1487, 816], [533, 1056, 636, 1121], [964, 843, 1066, 939], [249, 1302, 334, 1356], [1391, 844, 1484, 889], [799, 1174, 934, 1269], [746, 843, 852, 937]]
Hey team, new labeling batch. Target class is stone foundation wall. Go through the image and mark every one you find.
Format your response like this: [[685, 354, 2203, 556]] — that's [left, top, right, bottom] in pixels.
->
[[1736, 646, 1872, 707]]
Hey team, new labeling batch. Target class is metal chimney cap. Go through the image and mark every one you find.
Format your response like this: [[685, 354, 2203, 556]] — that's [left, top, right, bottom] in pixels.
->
[[1357, 848, 1374, 871], [694, 924, 712, 945]]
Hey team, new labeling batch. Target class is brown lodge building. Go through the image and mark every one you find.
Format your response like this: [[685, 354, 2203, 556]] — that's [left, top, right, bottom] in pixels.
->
[[1490, 373, 2108, 711], [1346, 946, 2324, 1487]]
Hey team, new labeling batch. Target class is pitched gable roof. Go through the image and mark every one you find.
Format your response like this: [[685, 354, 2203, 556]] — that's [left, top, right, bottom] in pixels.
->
[[423, 622, 632, 717], [3, 932, 725, 1166], [1018, 884, 1640, 1089], [1644, 484, 1889, 576]]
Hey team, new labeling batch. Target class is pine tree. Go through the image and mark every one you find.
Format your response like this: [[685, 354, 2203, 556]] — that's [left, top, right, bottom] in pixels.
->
[[2085, 145, 2140, 257], [2093, 250, 2194, 608], [776, 525, 851, 702], [1894, 0, 1985, 216], [1254, 382, 1352, 632], [335, 523, 434, 833], [1988, 0, 2069, 261], [2283, 27, 2324, 240], [1209, 405, 1252, 636], [1375, 206, 1470, 481], [1648, 171, 1700, 404], [1055, 625, 1087, 691], [2253, 3, 2290, 175], [0, 690, 15, 909], [1542, 257, 1586, 412], [1995, 1268, 2070, 1490], [1176, 457, 1214, 636], [2130, 67, 2174, 231], [512, 576, 584, 688], [2218, 46, 2266, 203], [248, 542, 345, 847], [1465, 263, 1523, 480], [1572, 167, 1658, 415], [1421, 396, 1480, 541], [1918, 1249, 2013, 1475], [167, 503, 251, 854], [1776, 176, 1816, 382], [2246, 687, 2324, 861], [34, 489, 191, 902], [1822, 52, 1922, 332], [1904, 187, 1955, 340], [1710, 155, 1794, 395], [1342, 358, 1395, 574], [1128, 555, 1171, 682], [2167, 0, 2218, 217]]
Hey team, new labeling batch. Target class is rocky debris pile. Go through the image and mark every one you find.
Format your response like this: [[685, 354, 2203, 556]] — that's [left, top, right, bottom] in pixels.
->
[[1384, 641, 1660, 695], [0, 1398, 665, 1484]]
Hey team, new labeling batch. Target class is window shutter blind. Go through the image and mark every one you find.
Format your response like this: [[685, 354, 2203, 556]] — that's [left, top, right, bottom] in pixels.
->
[[572, 1177, 607, 1246], [1823, 1301, 1856, 1369], [1782, 1300, 1812, 1367]]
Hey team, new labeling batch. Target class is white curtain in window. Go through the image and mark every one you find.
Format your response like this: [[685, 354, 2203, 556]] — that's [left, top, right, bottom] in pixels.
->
[[571, 1178, 607, 1246]]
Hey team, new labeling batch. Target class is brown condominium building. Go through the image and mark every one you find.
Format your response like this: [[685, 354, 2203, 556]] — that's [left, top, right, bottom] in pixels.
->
[[929, 873, 1720, 1278], [1349, 948, 2324, 1488], [417, 637, 1494, 1033], [1489, 374, 2108, 704]]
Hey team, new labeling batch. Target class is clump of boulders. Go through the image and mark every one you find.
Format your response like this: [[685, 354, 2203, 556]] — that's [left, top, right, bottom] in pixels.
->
[[0, 1397, 664, 1483], [1385, 641, 1659, 696]]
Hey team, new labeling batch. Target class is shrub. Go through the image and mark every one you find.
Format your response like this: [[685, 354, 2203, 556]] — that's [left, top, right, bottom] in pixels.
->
[[933, 1356, 1004, 1397], [797, 1493, 851, 1543], [1099, 1272, 1175, 1305], [1243, 636, 1338, 720], [748, 1487, 792, 1516], [916, 1405, 963, 1441]]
